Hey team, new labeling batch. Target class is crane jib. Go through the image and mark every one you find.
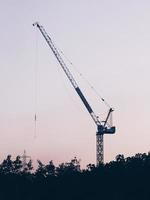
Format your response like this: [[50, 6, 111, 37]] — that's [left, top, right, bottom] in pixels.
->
[[33, 22, 100, 125]]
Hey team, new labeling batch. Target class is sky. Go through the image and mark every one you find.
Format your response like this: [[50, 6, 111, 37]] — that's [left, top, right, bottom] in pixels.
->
[[0, 0, 150, 168]]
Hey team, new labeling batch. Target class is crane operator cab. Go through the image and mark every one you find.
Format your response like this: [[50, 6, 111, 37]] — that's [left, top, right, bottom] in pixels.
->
[[97, 108, 116, 135], [97, 125, 116, 135]]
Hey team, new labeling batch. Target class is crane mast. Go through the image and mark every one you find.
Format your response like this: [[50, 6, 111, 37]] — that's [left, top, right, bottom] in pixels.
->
[[33, 22, 115, 165]]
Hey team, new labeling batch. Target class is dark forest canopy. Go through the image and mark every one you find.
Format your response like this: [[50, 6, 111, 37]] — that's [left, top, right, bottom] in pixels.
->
[[0, 153, 150, 200]]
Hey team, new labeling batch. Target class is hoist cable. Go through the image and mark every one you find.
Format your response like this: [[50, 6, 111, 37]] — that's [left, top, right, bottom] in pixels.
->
[[33, 28, 39, 139]]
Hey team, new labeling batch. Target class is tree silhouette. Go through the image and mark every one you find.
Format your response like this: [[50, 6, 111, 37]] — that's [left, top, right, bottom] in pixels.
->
[[0, 153, 150, 200]]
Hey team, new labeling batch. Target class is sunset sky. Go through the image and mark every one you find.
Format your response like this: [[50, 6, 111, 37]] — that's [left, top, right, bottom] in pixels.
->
[[0, 0, 150, 167]]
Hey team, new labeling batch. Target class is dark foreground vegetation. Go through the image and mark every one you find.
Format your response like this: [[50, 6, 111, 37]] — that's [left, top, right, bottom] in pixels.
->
[[0, 153, 150, 200]]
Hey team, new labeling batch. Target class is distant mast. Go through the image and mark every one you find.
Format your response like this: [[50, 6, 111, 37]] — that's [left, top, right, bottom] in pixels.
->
[[21, 150, 31, 170]]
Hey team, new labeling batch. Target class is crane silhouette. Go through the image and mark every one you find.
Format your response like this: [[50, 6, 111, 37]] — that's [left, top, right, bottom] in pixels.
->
[[33, 22, 116, 165]]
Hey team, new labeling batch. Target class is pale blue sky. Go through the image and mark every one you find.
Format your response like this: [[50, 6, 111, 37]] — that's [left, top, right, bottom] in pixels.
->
[[0, 0, 150, 167]]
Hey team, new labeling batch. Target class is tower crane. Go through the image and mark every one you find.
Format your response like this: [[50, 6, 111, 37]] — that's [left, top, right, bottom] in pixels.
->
[[33, 22, 116, 165]]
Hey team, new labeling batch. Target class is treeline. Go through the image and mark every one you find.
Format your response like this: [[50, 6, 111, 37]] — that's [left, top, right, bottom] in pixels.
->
[[0, 153, 150, 200]]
